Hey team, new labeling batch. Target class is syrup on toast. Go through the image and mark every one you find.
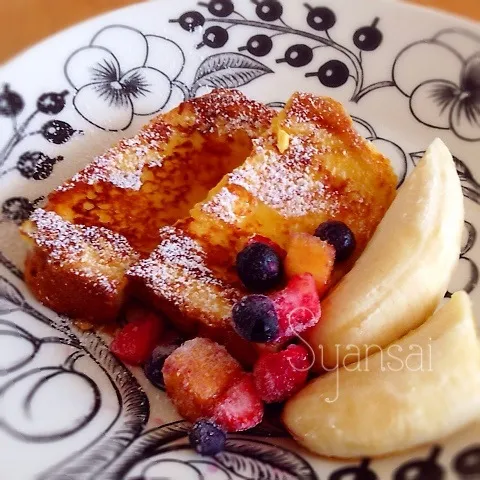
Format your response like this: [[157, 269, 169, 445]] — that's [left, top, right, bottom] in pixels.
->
[[21, 89, 274, 322], [128, 93, 398, 357]]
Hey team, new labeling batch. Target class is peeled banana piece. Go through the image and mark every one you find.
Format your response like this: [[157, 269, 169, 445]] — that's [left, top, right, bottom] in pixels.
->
[[306, 138, 464, 370], [283, 291, 480, 458]]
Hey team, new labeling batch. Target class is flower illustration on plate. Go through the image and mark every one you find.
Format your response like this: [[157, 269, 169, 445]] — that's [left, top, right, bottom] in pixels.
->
[[393, 29, 480, 141], [65, 25, 185, 131]]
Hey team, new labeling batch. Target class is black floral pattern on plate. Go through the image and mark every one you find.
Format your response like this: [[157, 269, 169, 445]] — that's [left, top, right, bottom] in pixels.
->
[[393, 29, 480, 141], [0, 85, 79, 181], [0, 2, 480, 479], [171, 2, 480, 141]]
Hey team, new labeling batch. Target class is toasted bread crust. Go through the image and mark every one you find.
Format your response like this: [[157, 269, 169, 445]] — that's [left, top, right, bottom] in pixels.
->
[[129, 93, 397, 344], [21, 90, 273, 322]]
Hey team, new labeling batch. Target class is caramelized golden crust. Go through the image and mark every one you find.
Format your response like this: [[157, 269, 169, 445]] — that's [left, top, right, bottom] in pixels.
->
[[45, 89, 274, 254], [129, 92, 397, 344], [21, 89, 273, 322], [23, 209, 139, 322]]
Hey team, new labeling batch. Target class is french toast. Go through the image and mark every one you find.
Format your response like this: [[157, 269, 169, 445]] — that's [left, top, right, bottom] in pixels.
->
[[128, 92, 398, 356], [21, 89, 274, 322]]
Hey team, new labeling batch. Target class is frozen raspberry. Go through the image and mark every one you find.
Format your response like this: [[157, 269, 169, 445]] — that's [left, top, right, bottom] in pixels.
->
[[189, 419, 226, 456], [213, 374, 264, 432], [253, 344, 310, 403], [110, 312, 163, 365], [269, 273, 321, 343], [247, 234, 287, 259]]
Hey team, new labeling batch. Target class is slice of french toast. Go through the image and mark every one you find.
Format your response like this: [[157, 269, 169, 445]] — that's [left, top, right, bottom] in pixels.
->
[[128, 93, 398, 358], [21, 89, 274, 323]]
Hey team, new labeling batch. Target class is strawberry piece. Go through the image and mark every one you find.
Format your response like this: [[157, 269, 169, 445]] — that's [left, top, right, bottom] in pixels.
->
[[162, 338, 244, 422], [253, 344, 310, 403], [284, 233, 335, 297], [269, 273, 321, 343], [247, 234, 287, 260], [213, 374, 264, 432], [110, 311, 163, 365]]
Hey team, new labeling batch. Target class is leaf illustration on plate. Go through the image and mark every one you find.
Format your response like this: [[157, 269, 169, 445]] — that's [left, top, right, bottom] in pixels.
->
[[0, 275, 24, 313], [462, 221, 477, 256], [215, 439, 317, 480], [191, 53, 273, 95], [101, 421, 192, 478]]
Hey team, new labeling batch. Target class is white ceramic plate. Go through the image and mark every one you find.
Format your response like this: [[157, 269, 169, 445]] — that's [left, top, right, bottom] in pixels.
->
[[0, 0, 479, 478]]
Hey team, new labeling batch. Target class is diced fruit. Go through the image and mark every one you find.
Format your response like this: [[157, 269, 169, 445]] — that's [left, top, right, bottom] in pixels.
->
[[284, 233, 335, 296], [232, 294, 279, 342], [253, 344, 310, 403], [162, 338, 243, 422], [110, 312, 163, 365], [314, 220, 356, 262], [189, 419, 227, 456], [236, 242, 283, 292], [144, 331, 184, 389], [247, 234, 287, 259], [213, 374, 264, 432], [270, 273, 321, 343]]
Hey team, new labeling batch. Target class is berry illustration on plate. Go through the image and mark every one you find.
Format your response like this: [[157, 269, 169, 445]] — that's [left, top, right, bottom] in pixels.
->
[[36, 90, 69, 115], [304, 4, 336, 31], [41, 120, 75, 144], [239, 34, 273, 57], [0, 84, 24, 117], [202, 26, 229, 48], [393, 446, 444, 480], [306, 59, 350, 88], [17, 151, 63, 181], [353, 18, 383, 51], [1, 197, 34, 224], [171, 11, 205, 31], [253, 0, 283, 22], [277, 44, 313, 67], [199, 0, 234, 17]]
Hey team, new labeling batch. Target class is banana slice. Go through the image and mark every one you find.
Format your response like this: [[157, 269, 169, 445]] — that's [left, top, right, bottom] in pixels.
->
[[306, 138, 464, 369], [283, 291, 480, 458]]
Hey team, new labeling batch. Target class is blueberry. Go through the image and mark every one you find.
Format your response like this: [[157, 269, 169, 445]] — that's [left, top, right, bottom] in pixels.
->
[[254, 0, 283, 22], [236, 242, 282, 292], [144, 343, 179, 389], [173, 11, 205, 31], [232, 294, 279, 342], [353, 18, 383, 51], [202, 26, 229, 48], [189, 419, 226, 456], [239, 34, 273, 57], [305, 5, 336, 31], [315, 220, 356, 262], [0, 84, 24, 117]]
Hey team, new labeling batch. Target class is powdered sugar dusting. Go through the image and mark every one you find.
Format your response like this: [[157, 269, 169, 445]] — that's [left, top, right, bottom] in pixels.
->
[[129, 226, 236, 320], [28, 209, 138, 291], [191, 89, 273, 136], [58, 137, 149, 192], [201, 187, 240, 224], [227, 135, 339, 217]]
